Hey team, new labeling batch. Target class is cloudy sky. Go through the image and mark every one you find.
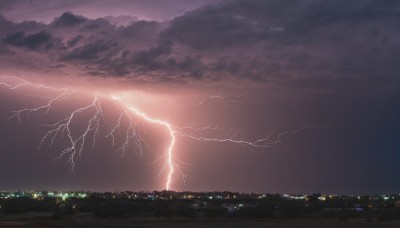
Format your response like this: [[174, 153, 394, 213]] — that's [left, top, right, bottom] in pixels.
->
[[0, 0, 399, 194]]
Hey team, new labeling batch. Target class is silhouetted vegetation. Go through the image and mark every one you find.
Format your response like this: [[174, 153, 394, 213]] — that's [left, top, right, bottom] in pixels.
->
[[1, 191, 400, 222], [2, 197, 57, 214]]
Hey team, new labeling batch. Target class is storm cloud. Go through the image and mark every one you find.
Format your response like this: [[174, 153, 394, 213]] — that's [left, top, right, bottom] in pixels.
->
[[0, 0, 398, 84]]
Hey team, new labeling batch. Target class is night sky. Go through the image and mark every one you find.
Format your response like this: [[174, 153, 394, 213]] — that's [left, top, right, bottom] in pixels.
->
[[0, 0, 399, 194]]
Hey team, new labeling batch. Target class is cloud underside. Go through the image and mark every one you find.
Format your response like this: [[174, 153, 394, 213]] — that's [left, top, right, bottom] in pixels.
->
[[0, 0, 400, 87]]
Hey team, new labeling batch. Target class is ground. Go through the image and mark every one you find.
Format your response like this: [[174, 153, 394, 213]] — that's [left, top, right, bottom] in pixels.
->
[[1, 213, 400, 228]]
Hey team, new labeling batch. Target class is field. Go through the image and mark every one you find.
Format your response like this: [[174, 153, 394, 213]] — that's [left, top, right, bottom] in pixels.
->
[[1, 213, 400, 228]]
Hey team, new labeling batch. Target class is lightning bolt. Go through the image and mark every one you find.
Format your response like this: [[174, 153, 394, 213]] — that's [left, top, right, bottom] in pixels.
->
[[1, 77, 178, 190], [6, 89, 71, 122], [40, 95, 104, 171], [0, 76, 333, 191], [109, 95, 176, 190]]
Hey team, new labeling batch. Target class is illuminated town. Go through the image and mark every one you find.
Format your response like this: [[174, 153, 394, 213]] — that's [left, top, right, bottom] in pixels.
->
[[1, 190, 400, 220]]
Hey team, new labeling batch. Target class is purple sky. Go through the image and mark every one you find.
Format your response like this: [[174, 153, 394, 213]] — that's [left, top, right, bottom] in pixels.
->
[[0, 0, 399, 194], [0, 0, 215, 22]]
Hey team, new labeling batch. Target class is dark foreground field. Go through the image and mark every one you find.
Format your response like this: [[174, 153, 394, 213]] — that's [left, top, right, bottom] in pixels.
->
[[1, 213, 400, 228]]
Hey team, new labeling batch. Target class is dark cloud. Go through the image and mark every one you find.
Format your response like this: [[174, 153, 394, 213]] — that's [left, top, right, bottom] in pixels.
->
[[51, 11, 87, 27], [162, 10, 267, 49], [62, 40, 117, 61], [119, 20, 159, 38], [131, 41, 173, 70], [0, 13, 15, 36], [67, 35, 83, 47], [3, 30, 53, 50], [0, 0, 399, 84], [160, 0, 400, 81]]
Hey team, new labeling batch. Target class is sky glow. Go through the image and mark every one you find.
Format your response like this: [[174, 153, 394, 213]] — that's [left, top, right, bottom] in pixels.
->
[[0, 0, 399, 193]]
